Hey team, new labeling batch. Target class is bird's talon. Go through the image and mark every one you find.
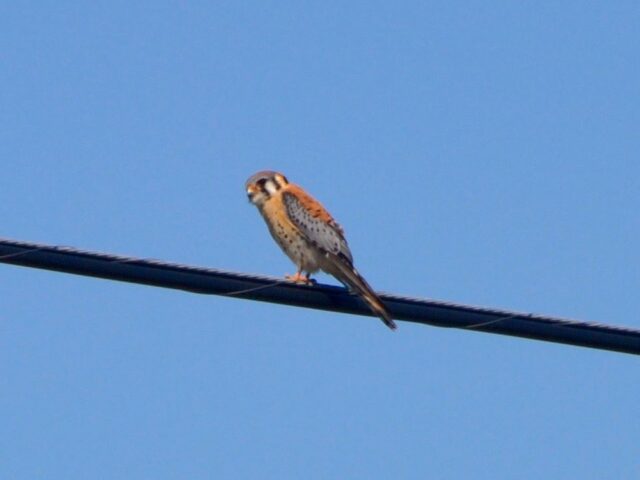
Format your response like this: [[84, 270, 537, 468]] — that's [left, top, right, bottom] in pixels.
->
[[285, 272, 315, 285]]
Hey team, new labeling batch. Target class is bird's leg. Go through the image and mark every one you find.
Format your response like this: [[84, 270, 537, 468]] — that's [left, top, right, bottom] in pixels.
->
[[285, 271, 304, 282], [285, 270, 316, 285]]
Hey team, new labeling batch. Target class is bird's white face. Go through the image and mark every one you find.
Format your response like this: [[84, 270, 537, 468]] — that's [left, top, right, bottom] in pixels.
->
[[246, 172, 288, 208]]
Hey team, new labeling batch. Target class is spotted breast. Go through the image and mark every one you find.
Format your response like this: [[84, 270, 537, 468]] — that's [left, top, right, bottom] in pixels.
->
[[258, 189, 323, 274]]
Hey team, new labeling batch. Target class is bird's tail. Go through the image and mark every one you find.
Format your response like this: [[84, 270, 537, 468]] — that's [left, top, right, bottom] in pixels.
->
[[329, 258, 396, 330]]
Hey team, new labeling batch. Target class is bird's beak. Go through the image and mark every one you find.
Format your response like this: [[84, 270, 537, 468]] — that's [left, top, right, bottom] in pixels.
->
[[246, 186, 255, 202]]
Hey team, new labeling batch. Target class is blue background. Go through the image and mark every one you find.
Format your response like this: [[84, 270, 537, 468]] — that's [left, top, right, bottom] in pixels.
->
[[1, 2, 638, 478]]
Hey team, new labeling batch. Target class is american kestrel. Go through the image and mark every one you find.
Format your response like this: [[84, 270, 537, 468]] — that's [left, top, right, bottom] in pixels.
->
[[246, 170, 396, 330]]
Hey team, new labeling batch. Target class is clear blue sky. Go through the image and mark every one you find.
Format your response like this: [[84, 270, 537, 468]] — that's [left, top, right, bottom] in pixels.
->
[[1, 2, 639, 478]]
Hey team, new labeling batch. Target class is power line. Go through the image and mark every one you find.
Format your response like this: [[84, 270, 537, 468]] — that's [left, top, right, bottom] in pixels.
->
[[0, 236, 638, 355]]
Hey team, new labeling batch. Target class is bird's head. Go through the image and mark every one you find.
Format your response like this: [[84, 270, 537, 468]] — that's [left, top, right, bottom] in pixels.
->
[[245, 170, 289, 207]]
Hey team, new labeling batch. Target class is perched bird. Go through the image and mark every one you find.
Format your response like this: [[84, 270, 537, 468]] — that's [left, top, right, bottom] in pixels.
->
[[246, 170, 396, 330]]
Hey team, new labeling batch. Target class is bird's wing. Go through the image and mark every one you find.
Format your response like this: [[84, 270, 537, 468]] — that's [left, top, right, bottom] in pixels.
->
[[282, 186, 396, 330], [282, 188, 353, 263]]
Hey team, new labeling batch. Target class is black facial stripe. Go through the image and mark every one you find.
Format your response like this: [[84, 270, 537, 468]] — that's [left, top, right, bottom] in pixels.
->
[[266, 178, 281, 194], [256, 178, 268, 195]]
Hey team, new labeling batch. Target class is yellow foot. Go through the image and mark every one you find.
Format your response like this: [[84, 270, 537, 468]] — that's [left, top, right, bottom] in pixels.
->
[[285, 272, 316, 285]]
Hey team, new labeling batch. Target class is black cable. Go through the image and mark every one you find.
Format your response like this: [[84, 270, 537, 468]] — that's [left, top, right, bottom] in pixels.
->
[[0, 237, 638, 355]]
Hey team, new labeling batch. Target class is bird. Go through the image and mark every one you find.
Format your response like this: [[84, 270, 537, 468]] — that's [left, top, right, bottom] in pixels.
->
[[245, 170, 396, 330]]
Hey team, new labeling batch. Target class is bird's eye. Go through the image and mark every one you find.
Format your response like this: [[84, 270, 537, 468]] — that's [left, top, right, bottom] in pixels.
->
[[256, 179, 266, 187]]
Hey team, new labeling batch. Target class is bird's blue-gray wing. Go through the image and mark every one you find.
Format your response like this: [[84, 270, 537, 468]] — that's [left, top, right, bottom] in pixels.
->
[[282, 191, 353, 264]]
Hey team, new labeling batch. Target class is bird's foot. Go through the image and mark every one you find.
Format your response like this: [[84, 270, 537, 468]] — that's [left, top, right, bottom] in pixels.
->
[[285, 272, 316, 285]]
